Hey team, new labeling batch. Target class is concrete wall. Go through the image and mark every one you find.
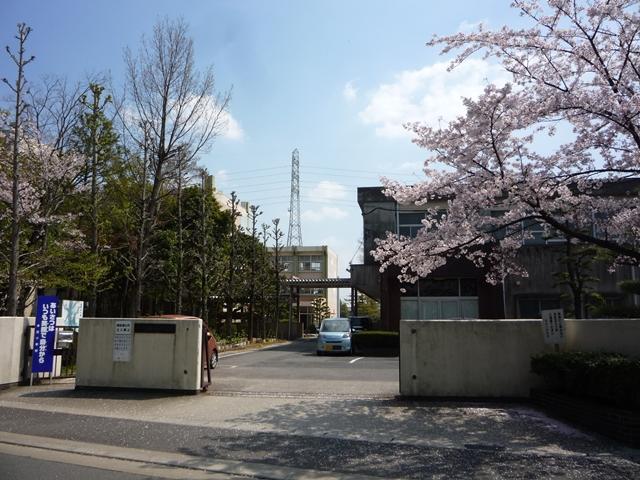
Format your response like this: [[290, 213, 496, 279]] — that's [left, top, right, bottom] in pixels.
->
[[76, 317, 202, 392], [400, 319, 640, 398], [0, 317, 29, 386]]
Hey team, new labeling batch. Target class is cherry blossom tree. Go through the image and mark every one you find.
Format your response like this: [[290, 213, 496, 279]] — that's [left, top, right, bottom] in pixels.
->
[[2, 23, 35, 315], [374, 0, 640, 284], [1, 72, 87, 313]]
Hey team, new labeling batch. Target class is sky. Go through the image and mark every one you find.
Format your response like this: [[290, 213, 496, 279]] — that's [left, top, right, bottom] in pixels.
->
[[2, 0, 524, 280]]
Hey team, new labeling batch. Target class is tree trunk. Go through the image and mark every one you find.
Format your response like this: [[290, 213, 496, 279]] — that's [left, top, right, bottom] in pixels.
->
[[6, 25, 34, 316], [200, 171, 208, 323], [131, 132, 149, 318], [176, 157, 183, 314], [88, 87, 100, 317]]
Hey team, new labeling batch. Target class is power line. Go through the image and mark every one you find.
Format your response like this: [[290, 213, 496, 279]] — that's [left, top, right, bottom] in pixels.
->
[[251, 196, 360, 207], [214, 164, 290, 176], [304, 164, 420, 176], [232, 181, 370, 195], [217, 163, 419, 178]]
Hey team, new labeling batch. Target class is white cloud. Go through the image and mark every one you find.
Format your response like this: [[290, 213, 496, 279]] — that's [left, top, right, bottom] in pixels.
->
[[359, 59, 510, 139], [343, 81, 358, 102], [213, 169, 228, 182], [457, 19, 488, 32], [122, 96, 244, 141], [303, 206, 348, 222], [301, 181, 350, 223], [398, 161, 423, 172], [221, 110, 244, 140], [309, 180, 348, 201]]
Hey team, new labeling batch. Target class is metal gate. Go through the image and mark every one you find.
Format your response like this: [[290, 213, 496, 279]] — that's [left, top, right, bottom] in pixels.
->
[[24, 325, 79, 382]]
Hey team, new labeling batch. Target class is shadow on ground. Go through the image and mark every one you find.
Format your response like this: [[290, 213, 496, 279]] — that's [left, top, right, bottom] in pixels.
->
[[255, 339, 316, 353], [176, 397, 640, 478], [19, 387, 190, 401]]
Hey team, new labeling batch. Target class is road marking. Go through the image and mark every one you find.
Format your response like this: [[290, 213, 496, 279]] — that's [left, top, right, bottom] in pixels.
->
[[349, 357, 364, 364]]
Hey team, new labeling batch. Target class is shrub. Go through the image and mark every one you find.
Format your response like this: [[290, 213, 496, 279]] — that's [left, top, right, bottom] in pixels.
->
[[531, 351, 640, 410], [590, 304, 640, 318], [352, 330, 399, 351]]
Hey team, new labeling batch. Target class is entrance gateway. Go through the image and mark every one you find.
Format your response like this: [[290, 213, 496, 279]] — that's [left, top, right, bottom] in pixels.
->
[[282, 277, 360, 334]]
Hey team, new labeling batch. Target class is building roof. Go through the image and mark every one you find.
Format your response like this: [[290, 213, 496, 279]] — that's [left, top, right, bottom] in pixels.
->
[[283, 277, 351, 288]]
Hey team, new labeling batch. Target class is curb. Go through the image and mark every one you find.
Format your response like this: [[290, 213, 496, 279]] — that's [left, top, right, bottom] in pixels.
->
[[219, 340, 292, 357], [0, 431, 385, 480]]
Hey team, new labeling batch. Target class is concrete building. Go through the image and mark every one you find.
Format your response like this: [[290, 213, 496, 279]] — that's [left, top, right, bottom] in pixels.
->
[[351, 186, 638, 331], [270, 246, 339, 327], [207, 175, 251, 230]]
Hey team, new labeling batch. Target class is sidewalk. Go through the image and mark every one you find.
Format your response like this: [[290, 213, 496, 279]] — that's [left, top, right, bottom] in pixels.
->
[[1, 383, 639, 479]]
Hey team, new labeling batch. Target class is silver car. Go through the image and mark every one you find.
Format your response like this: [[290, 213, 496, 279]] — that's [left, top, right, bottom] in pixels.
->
[[316, 318, 352, 355]]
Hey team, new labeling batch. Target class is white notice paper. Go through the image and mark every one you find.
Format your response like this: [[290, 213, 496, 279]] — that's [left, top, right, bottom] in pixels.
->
[[113, 320, 132, 362], [541, 309, 565, 345]]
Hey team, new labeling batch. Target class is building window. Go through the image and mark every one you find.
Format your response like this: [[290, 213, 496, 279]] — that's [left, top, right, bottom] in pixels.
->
[[299, 287, 324, 295], [398, 212, 426, 238], [521, 220, 564, 245], [279, 256, 294, 272], [401, 297, 479, 320], [402, 278, 478, 297], [419, 278, 459, 297], [517, 297, 562, 318], [400, 277, 479, 320], [299, 255, 322, 272]]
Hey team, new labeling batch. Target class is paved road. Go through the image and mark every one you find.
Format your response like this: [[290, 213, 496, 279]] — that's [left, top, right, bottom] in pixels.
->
[[212, 338, 399, 396], [0, 339, 639, 479]]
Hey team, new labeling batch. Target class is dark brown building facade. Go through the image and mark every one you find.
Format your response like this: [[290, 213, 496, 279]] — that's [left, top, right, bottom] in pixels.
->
[[351, 186, 637, 331]]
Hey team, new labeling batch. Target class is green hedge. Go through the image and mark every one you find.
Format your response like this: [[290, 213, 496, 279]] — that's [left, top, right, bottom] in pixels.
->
[[531, 352, 640, 410], [352, 331, 399, 351]]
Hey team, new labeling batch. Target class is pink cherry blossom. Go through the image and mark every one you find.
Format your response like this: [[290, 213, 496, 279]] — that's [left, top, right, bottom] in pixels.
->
[[374, 0, 640, 284]]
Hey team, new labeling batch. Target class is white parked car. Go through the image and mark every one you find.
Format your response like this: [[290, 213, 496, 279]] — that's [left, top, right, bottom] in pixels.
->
[[316, 317, 352, 355]]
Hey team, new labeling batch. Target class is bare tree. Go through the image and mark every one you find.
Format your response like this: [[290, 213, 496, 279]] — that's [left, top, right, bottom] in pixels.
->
[[173, 145, 196, 314], [272, 218, 285, 338], [260, 222, 270, 338], [122, 17, 231, 316], [224, 191, 240, 337], [247, 205, 262, 339], [2, 23, 35, 316]]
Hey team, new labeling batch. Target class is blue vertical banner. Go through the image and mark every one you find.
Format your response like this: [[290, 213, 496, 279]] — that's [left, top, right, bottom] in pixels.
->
[[31, 295, 58, 373]]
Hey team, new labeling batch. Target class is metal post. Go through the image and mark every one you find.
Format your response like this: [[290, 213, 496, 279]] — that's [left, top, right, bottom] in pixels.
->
[[351, 288, 358, 316], [296, 287, 300, 331], [288, 286, 293, 340]]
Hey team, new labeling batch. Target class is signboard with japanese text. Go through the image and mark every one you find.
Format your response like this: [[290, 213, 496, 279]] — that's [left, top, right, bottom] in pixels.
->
[[61, 300, 84, 327], [113, 320, 132, 362], [541, 309, 565, 345], [31, 295, 58, 373]]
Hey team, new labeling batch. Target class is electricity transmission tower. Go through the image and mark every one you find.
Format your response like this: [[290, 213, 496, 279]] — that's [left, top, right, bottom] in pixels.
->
[[287, 148, 302, 246]]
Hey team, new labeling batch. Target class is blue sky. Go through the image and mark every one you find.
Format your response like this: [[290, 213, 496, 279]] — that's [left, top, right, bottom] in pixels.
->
[[2, 0, 523, 277]]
